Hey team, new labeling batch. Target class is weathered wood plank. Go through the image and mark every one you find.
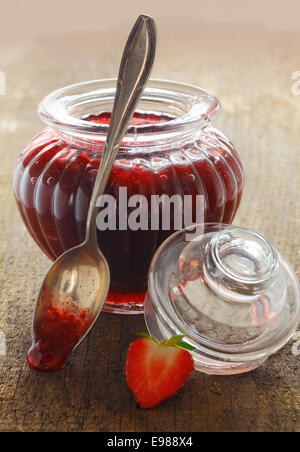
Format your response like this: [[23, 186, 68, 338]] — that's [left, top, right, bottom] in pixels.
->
[[0, 21, 299, 432]]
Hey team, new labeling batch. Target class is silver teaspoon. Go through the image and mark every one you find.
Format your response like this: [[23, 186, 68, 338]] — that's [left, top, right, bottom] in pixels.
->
[[27, 15, 156, 372]]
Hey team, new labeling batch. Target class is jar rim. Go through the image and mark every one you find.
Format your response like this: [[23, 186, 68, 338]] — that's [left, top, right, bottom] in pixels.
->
[[38, 78, 220, 146]]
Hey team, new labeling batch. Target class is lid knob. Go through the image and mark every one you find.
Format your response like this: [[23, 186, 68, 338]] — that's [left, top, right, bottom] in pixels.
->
[[174, 226, 286, 330], [204, 228, 279, 302]]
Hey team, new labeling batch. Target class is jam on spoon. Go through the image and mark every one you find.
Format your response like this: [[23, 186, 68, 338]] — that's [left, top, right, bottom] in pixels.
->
[[27, 286, 93, 371]]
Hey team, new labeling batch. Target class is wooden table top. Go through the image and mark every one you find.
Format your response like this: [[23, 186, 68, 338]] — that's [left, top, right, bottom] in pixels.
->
[[0, 11, 299, 432]]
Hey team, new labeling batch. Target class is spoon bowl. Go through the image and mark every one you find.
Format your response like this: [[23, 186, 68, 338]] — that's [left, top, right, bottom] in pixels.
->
[[34, 243, 110, 330]]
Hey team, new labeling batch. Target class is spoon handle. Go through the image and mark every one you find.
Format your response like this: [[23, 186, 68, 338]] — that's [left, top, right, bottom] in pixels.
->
[[85, 15, 157, 246]]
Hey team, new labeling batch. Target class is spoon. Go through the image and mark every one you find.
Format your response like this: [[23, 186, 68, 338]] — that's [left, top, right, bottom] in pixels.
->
[[27, 15, 157, 372]]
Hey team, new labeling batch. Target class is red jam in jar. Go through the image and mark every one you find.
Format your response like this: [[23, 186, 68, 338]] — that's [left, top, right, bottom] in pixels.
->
[[13, 79, 244, 314]]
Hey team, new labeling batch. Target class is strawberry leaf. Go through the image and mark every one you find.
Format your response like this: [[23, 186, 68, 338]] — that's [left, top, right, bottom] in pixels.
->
[[138, 332, 153, 339], [165, 335, 195, 350], [137, 333, 195, 350], [176, 341, 196, 351], [138, 332, 160, 343], [166, 335, 185, 346]]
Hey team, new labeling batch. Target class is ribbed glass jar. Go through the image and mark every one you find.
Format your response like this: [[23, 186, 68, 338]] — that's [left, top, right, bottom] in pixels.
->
[[13, 79, 244, 314]]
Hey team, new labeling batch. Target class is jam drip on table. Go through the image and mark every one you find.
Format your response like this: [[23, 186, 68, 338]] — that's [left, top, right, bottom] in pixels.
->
[[14, 112, 244, 310], [27, 287, 93, 372]]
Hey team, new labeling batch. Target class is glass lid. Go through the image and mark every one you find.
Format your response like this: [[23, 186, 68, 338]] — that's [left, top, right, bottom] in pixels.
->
[[148, 223, 300, 360]]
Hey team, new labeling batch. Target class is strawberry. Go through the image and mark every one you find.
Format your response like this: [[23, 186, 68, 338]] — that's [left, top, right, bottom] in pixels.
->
[[126, 333, 195, 408]]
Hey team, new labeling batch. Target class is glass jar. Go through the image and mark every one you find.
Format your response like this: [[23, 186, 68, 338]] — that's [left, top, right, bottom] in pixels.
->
[[13, 79, 244, 314]]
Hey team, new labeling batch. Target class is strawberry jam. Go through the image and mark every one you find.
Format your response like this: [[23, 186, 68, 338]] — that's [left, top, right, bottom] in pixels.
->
[[14, 110, 244, 313], [27, 286, 93, 371]]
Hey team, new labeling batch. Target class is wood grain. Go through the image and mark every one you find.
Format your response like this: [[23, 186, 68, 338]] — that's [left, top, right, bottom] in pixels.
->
[[0, 22, 299, 432]]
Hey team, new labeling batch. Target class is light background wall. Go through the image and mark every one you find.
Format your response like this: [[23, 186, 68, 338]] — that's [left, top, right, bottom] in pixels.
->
[[1, 0, 300, 63]]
